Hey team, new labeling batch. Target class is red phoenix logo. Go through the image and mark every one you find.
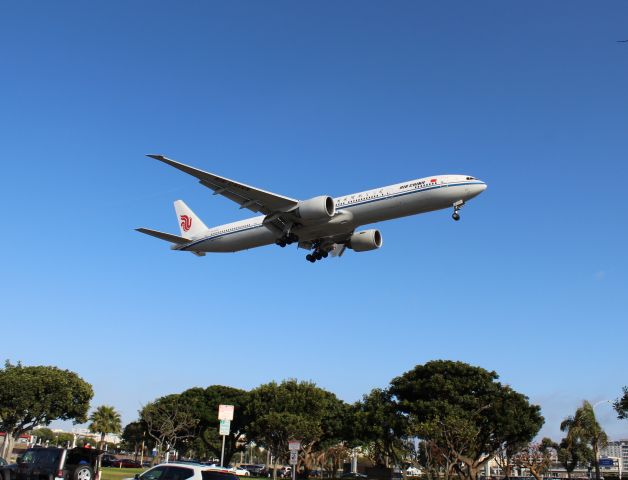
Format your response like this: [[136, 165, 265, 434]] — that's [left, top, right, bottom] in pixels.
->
[[430, 178, 437, 183], [180, 214, 192, 232]]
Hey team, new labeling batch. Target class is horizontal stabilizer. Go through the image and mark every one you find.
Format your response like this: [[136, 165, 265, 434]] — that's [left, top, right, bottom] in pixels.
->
[[135, 228, 190, 245]]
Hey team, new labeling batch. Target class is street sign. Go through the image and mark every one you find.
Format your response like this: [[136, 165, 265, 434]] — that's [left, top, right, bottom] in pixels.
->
[[288, 439, 301, 451], [289, 450, 298, 465], [218, 404, 234, 421], [599, 458, 615, 467], [219, 419, 231, 436]]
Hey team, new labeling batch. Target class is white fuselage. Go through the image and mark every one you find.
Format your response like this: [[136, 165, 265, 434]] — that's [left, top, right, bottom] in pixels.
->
[[177, 174, 487, 253]]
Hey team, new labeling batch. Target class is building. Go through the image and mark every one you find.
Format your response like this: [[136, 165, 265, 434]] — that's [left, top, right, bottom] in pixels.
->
[[601, 440, 628, 474]]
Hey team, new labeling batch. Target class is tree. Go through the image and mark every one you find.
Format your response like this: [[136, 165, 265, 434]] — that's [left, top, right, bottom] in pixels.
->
[[0, 361, 93, 459], [551, 435, 592, 480], [247, 380, 349, 480], [122, 421, 154, 460], [390, 361, 544, 480], [31, 428, 55, 445], [56, 432, 74, 447], [89, 405, 122, 449], [512, 443, 552, 480], [140, 394, 198, 465], [314, 444, 350, 478], [561, 401, 608, 480], [179, 386, 253, 465], [613, 387, 628, 420], [352, 388, 409, 467]]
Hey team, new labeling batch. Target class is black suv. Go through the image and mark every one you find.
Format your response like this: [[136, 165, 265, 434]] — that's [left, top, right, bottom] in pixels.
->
[[0, 447, 104, 480]]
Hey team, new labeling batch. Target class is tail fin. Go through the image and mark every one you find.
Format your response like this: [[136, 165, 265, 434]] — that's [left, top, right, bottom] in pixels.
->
[[174, 200, 208, 239]]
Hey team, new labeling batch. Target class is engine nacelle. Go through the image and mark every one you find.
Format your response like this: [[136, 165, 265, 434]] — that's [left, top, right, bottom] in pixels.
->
[[349, 229, 383, 252], [294, 195, 335, 221]]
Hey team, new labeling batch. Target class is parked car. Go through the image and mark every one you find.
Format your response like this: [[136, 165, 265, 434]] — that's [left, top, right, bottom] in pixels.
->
[[111, 459, 142, 468], [128, 463, 239, 480], [102, 454, 118, 467], [238, 465, 265, 477], [226, 468, 249, 477], [0, 446, 104, 480]]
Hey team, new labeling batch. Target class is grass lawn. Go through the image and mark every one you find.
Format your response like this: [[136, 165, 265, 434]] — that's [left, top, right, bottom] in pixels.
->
[[101, 467, 145, 480]]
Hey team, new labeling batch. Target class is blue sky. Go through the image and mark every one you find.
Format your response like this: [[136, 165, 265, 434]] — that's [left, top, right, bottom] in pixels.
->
[[1, 1, 627, 441]]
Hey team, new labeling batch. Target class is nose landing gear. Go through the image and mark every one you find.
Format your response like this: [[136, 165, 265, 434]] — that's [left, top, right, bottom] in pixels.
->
[[452, 200, 465, 221]]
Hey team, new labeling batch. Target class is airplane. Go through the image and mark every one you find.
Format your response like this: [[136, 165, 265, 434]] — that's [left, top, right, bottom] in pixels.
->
[[137, 155, 487, 262]]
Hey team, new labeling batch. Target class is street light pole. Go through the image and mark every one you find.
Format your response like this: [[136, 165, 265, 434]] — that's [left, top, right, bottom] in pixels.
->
[[592, 400, 611, 480]]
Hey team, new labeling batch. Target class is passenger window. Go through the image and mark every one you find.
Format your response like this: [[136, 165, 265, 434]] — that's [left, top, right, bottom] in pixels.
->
[[20, 451, 37, 464], [165, 467, 194, 480], [202, 472, 238, 480], [142, 467, 169, 480], [37, 450, 60, 465]]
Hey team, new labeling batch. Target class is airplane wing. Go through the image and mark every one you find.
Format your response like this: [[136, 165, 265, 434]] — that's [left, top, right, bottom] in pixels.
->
[[147, 155, 299, 215]]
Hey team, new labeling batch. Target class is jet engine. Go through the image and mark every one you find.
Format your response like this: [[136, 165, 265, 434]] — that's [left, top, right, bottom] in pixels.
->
[[294, 195, 336, 221], [349, 229, 383, 252]]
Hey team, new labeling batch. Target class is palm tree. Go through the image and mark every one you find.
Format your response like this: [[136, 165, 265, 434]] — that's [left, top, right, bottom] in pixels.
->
[[561, 401, 608, 480], [89, 405, 122, 449]]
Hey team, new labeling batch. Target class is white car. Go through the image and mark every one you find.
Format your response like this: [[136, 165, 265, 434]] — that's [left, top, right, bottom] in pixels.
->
[[406, 467, 422, 476], [205, 465, 250, 477], [227, 468, 250, 477], [129, 463, 239, 480]]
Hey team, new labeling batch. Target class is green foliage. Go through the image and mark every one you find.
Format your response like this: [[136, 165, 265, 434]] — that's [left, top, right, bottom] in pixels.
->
[[390, 360, 544, 480], [32, 428, 55, 444], [247, 379, 349, 467], [613, 387, 628, 420], [352, 388, 409, 466], [539, 435, 590, 478], [0, 361, 93, 458], [561, 401, 607, 480], [89, 405, 122, 447], [179, 385, 252, 465], [121, 421, 154, 453], [140, 394, 198, 462], [56, 432, 75, 447]]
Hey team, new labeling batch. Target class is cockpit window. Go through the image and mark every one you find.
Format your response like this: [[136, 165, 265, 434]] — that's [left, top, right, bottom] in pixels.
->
[[466, 176, 475, 180]]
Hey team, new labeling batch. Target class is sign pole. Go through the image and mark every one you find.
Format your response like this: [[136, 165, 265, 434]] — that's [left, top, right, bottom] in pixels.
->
[[218, 405, 235, 468], [288, 439, 301, 480]]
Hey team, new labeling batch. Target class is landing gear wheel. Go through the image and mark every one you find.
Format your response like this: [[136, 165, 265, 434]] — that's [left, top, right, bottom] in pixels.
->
[[322, 251, 329, 258], [306, 254, 315, 263], [452, 212, 460, 221]]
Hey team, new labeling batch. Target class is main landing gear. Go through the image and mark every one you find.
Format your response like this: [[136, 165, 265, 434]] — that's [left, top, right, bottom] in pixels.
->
[[275, 233, 298, 248], [306, 249, 329, 263], [452, 200, 465, 221]]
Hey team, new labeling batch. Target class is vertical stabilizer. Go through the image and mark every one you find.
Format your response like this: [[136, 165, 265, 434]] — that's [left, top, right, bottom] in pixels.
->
[[174, 200, 208, 239]]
